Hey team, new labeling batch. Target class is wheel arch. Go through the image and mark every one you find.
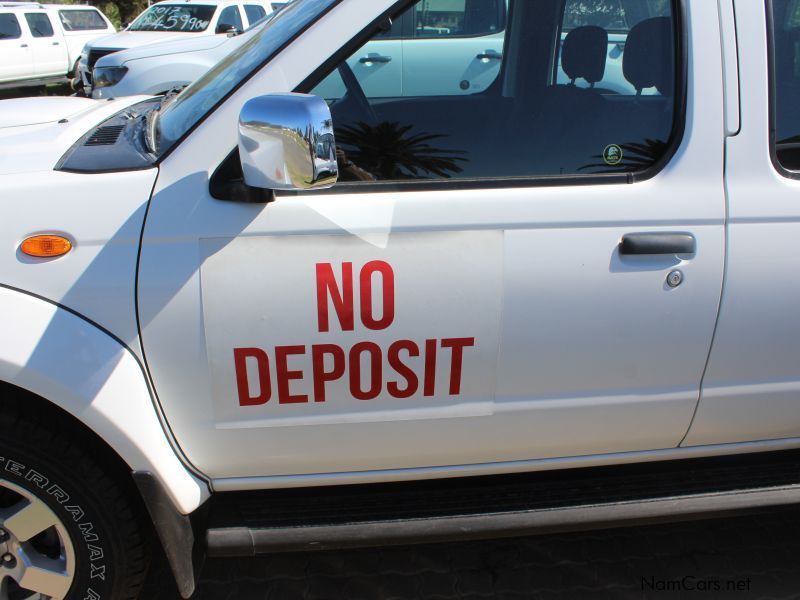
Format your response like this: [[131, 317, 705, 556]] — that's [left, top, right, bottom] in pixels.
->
[[0, 285, 210, 515]]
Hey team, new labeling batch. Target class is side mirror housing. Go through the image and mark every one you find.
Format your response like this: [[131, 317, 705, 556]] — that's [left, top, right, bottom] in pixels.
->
[[238, 93, 338, 191]]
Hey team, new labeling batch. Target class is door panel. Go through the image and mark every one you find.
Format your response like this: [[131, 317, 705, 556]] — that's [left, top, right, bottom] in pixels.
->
[[25, 12, 64, 77], [402, 33, 504, 96], [138, 0, 726, 482], [0, 14, 33, 82], [312, 39, 402, 100], [684, 0, 800, 446]]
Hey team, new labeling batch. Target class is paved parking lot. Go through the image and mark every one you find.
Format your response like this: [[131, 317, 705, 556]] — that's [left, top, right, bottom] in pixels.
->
[[142, 508, 800, 599]]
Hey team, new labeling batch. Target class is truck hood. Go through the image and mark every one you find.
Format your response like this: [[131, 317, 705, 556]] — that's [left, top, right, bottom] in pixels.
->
[[86, 30, 209, 52], [96, 33, 231, 66], [0, 96, 152, 175]]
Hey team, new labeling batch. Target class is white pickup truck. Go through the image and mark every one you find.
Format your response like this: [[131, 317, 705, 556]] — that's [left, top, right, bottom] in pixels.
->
[[74, 0, 279, 93], [0, 0, 798, 598], [0, 3, 115, 89]]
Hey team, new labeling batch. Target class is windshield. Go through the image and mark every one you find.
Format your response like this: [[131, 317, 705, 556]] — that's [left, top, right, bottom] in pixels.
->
[[156, 0, 338, 156], [128, 4, 216, 32]]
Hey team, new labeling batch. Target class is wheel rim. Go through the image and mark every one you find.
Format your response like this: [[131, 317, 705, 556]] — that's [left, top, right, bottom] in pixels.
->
[[0, 479, 75, 600]]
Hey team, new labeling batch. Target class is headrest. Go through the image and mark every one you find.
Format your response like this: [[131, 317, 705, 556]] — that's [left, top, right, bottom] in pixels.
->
[[623, 17, 674, 94], [562, 26, 609, 85]]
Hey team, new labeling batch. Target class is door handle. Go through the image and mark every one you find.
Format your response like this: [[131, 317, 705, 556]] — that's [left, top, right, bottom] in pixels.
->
[[359, 55, 392, 64], [476, 50, 502, 60], [20, 44, 28, 48], [52, 41, 60, 45], [619, 233, 696, 255]]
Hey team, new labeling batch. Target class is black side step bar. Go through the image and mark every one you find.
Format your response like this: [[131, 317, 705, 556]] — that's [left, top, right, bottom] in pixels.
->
[[205, 449, 800, 557]]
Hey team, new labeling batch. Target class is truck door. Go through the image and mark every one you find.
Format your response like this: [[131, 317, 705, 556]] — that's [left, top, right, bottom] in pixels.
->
[[0, 13, 33, 83], [401, 0, 506, 96], [684, 0, 800, 446], [23, 11, 65, 77], [138, 0, 726, 483], [311, 20, 402, 100]]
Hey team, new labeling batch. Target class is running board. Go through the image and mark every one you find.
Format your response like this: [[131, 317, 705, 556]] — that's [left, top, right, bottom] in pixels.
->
[[205, 449, 800, 557]]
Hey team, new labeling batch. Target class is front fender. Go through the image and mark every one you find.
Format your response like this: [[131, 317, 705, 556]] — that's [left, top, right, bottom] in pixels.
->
[[0, 285, 209, 514]]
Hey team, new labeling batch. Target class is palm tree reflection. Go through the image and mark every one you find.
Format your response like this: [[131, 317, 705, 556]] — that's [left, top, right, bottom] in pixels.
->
[[335, 121, 467, 181]]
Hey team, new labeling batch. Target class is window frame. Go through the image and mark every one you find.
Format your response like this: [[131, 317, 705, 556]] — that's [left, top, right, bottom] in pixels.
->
[[288, 0, 688, 194], [0, 12, 23, 40], [766, 0, 800, 179]]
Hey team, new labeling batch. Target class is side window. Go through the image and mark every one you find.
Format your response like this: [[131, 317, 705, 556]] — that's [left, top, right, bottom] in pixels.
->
[[58, 9, 108, 31], [770, 0, 800, 171], [244, 4, 266, 24], [310, 0, 679, 184], [412, 0, 506, 38], [0, 13, 22, 39], [24, 13, 54, 38], [217, 6, 243, 32]]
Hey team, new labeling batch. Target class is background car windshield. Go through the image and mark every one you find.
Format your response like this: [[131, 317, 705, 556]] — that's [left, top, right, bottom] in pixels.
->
[[129, 4, 216, 32], [157, 0, 338, 155]]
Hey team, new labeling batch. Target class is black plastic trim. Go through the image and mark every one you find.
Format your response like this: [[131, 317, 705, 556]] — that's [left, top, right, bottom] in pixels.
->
[[619, 232, 696, 255], [207, 488, 800, 556], [133, 472, 207, 599], [204, 448, 800, 557]]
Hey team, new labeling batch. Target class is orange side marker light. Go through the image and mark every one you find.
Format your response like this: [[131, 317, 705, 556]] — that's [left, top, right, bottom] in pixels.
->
[[20, 235, 72, 258]]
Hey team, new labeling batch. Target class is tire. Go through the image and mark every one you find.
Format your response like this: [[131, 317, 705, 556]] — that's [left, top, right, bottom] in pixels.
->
[[0, 406, 152, 600]]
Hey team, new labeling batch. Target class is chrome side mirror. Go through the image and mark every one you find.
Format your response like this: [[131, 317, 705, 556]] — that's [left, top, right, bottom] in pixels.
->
[[238, 93, 338, 191]]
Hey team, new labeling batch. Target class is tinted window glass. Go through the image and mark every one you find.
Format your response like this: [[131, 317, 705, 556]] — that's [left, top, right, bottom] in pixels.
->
[[413, 0, 505, 38], [217, 5, 243, 31], [771, 0, 800, 170], [25, 13, 54, 38], [0, 13, 21, 39], [311, 0, 678, 183], [244, 4, 266, 23], [129, 4, 215, 32], [556, 0, 672, 94], [58, 9, 107, 31]]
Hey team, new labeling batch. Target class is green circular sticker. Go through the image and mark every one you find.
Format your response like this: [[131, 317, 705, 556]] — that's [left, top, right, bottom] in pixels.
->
[[603, 144, 623, 166]]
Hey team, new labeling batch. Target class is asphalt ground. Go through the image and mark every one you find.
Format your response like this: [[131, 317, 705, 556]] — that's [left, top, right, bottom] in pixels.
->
[[142, 508, 800, 599]]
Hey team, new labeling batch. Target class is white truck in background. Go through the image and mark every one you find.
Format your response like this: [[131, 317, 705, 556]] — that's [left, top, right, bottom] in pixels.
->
[[74, 0, 284, 93], [0, 3, 114, 89]]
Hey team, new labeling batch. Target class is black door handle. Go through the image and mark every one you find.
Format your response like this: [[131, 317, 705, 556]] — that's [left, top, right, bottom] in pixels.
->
[[476, 51, 502, 60], [619, 233, 696, 255], [359, 55, 392, 64]]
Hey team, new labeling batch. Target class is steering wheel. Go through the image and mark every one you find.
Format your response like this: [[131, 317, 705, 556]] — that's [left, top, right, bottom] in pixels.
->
[[337, 62, 378, 124]]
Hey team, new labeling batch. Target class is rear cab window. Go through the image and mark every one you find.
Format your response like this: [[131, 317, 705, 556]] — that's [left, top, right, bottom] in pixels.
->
[[58, 9, 108, 31], [769, 0, 800, 172]]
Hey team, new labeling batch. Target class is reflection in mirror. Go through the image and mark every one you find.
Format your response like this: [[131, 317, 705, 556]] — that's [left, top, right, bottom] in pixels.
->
[[238, 93, 338, 191]]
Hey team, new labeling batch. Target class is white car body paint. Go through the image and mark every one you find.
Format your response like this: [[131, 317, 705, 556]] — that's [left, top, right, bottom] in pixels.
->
[[0, 0, 799, 518], [90, 24, 249, 99]]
